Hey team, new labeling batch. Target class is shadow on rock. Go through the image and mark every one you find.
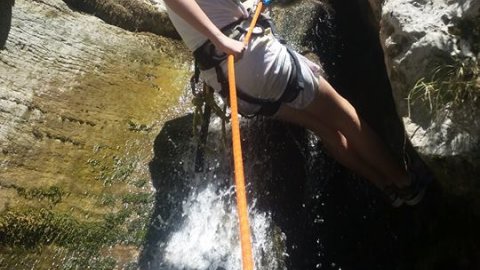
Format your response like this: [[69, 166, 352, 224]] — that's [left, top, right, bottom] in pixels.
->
[[138, 114, 194, 270], [0, 0, 14, 49]]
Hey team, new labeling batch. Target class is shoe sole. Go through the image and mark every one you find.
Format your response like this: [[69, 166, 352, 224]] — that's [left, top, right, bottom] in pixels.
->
[[404, 186, 427, 206], [404, 173, 433, 206]]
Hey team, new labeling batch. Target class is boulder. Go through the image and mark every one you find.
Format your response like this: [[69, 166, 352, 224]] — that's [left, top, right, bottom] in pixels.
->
[[370, 0, 480, 199]]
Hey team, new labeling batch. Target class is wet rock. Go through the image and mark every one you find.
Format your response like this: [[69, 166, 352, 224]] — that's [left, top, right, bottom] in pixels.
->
[[0, 0, 190, 268]]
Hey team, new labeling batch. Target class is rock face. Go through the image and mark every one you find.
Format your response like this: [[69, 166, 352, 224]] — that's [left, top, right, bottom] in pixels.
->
[[369, 0, 480, 199], [0, 0, 189, 268], [63, 0, 178, 38]]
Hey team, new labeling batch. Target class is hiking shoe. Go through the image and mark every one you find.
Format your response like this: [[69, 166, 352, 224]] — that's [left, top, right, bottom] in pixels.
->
[[398, 169, 434, 206]]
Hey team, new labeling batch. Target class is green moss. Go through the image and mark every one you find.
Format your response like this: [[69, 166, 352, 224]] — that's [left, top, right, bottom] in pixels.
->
[[99, 193, 116, 206], [63, 256, 117, 270], [15, 186, 66, 205], [0, 201, 152, 262], [0, 246, 122, 270], [121, 193, 153, 205], [1, 3, 190, 268], [133, 178, 148, 188], [127, 119, 152, 132], [0, 208, 119, 250], [95, 156, 137, 186]]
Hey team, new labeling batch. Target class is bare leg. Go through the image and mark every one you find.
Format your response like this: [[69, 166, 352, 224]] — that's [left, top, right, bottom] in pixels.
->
[[275, 103, 388, 188], [275, 76, 410, 190]]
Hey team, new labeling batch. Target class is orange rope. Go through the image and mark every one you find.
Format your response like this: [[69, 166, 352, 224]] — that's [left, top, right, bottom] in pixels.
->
[[227, 2, 264, 270]]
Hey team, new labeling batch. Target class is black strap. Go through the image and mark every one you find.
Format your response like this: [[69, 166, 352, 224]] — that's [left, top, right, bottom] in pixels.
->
[[283, 46, 305, 102]]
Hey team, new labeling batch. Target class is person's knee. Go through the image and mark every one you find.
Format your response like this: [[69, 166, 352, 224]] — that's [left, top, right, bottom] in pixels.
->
[[322, 132, 350, 160]]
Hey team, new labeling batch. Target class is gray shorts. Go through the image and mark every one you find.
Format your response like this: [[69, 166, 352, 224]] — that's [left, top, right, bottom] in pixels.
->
[[200, 32, 320, 116]]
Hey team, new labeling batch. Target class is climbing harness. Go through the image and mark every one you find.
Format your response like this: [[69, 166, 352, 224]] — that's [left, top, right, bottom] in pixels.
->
[[191, 0, 305, 170], [191, 3, 305, 117]]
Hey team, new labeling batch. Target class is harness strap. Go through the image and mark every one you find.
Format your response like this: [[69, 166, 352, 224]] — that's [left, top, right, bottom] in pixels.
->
[[190, 17, 246, 95], [193, 17, 246, 71]]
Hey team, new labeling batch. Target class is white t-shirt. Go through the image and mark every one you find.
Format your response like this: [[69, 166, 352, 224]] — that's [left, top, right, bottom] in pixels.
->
[[165, 0, 249, 51]]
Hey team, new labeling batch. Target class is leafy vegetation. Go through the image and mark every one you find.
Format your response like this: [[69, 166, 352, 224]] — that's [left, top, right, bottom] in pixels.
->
[[407, 57, 480, 117]]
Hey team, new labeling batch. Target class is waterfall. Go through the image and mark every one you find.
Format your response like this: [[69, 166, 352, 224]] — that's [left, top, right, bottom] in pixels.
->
[[162, 183, 287, 269], [141, 116, 296, 269]]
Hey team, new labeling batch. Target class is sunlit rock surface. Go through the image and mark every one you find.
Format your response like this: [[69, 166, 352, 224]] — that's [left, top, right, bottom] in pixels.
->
[[370, 0, 480, 198], [0, 0, 190, 268], [63, 0, 176, 37]]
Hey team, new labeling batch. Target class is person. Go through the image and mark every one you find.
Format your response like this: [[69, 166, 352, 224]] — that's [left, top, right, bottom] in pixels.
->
[[163, 0, 430, 207]]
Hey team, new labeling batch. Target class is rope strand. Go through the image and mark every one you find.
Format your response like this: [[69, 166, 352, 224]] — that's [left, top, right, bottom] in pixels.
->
[[227, 2, 264, 270]]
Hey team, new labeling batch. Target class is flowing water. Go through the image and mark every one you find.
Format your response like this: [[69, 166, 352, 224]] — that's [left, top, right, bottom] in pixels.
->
[[155, 119, 290, 270], [139, 116, 299, 269]]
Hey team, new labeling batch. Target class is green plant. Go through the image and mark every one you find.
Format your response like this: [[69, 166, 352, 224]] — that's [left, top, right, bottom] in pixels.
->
[[407, 57, 480, 117]]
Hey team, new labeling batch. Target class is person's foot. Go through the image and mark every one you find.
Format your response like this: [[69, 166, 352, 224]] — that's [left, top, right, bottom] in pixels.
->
[[398, 169, 434, 206], [383, 168, 434, 207]]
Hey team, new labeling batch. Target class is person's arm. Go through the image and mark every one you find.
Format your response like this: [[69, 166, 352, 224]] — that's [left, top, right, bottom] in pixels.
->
[[164, 0, 245, 57]]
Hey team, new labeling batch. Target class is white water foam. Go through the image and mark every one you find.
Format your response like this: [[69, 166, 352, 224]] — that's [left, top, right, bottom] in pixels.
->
[[162, 182, 287, 270], [160, 116, 287, 269]]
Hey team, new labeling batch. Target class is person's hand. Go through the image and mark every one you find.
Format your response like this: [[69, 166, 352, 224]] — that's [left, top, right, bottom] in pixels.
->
[[211, 34, 246, 60]]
